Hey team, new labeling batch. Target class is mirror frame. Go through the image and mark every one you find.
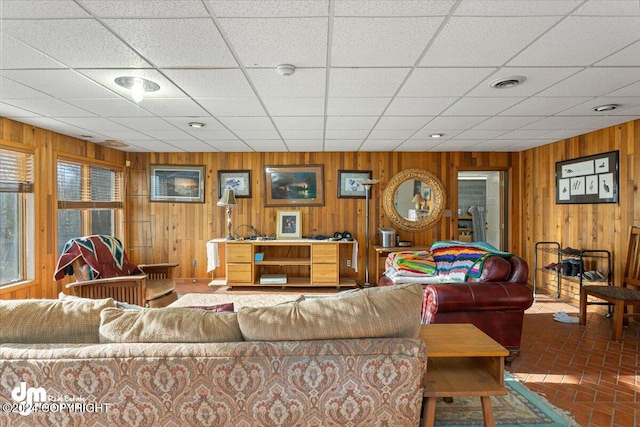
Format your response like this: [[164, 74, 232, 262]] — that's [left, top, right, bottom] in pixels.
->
[[382, 168, 447, 232]]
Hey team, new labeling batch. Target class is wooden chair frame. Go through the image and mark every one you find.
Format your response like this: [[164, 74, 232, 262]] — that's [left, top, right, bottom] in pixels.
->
[[580, 226, 640, 341]]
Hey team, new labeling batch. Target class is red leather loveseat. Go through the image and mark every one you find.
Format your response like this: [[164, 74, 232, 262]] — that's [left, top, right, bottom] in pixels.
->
[[379, 255, 533, 363]]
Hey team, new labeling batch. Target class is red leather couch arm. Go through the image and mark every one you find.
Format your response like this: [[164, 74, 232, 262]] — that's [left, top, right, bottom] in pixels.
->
[[424, 281, 534, 314]]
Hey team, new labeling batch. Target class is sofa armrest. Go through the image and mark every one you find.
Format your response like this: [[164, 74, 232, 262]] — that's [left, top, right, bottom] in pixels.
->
[[66, 275, 147, 288], [139, 263, 178, 280], [424, 282, 533, 314]]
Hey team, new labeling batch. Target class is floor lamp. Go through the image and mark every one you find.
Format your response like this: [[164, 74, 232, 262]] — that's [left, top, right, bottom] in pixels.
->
[[361, 178, 379, 287]]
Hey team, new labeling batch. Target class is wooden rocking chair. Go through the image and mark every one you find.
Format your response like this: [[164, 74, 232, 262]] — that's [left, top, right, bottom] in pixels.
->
[[580, 226, 640, 341]]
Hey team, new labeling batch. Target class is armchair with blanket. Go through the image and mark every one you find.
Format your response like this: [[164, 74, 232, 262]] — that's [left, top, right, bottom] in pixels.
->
[[379, 241, 534, 362], [54, 235, 178, 308]]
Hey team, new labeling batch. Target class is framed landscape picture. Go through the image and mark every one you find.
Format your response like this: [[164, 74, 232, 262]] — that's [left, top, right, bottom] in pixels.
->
[[149, 165, 205, 203], [264, 165, 324, 207], [218, 170, 251, 198], [337, 170, 372, 198]]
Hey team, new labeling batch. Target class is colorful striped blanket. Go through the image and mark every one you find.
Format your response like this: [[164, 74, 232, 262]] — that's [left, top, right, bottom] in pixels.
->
[[385, 251, 437, 276], [430, 241, 512, 282]]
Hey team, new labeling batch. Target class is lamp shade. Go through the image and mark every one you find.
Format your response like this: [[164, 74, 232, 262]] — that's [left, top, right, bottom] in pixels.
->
[[217, 188, 237, 206], [411, 194, 424, 203]]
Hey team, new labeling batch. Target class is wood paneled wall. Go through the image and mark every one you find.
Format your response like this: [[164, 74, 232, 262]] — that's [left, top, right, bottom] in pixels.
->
[[522, 119, 640, 307], [0, 117, 125, 299], [125, 150, 524, 282]]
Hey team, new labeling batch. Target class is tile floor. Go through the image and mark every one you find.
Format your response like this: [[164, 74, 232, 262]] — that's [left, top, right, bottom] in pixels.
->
[[175, 282, 639, 427]]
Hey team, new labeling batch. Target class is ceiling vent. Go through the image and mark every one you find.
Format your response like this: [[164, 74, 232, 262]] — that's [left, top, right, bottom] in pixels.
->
[[593, 104, 618, 112], [489, 76, 526, 89], [101, 140, 129, 148]]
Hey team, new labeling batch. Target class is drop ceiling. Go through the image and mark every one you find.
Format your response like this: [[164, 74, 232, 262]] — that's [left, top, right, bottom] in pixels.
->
[[1, 0, 640, 153]]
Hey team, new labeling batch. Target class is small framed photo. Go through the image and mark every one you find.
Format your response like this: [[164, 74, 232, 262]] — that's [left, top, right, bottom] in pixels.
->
[[149, 165, 205, 203], [264, 165, 324, 207], [218, 170, 252, 198], [276, 210, 302, 240], [337, 170, 372, 198]]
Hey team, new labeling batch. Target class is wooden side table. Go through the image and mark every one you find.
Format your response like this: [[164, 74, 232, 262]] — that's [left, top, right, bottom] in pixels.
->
[[418, 324, 509, 427]]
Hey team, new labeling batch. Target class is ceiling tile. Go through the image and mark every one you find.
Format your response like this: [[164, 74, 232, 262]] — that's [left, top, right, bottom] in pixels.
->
[[375, 116, 431, 129], [2, 97, 97, 117], [245, 140, 288, 151], [2, 70, 118, 99], [468, 67, 582, 97], [597, 40, 640, 66], [55, 117, 131, 132], [325, 129, 368, 139], [273, 116, 324, 129], [335, 0, 455, 16], [110, 117, 177, 131], [204, 140, 253, 151], [79, 69, 186, 99], [139, 130, 198, 141], [539, 68, 640, 97], [196, 98, 266, 116], [394, 139, 444, 151], [498, 97, 589, 116], [185, 129, 238, 140], [574, 0, 640, 16], [137, 98, 208, 116], [359, 140, 403, 151], [327, 97, 390, 115], [0, 33, 66, 69], [472, 116, 541, 130], [326, 116, 378, 129], [0, 103, 42, 117], [1, 20, 149, 68], [494, 129, 554, 140], [162, 69, 255, 98], [421, 17, 561, 66], [219, 17, 327, 67], [234, 129, 281, 139], [217, 117, 274, 130], [132, 140, 187, 152], [83, 0, 209, 18], [261, 97, 325, 116], [520, 116, 596, 130], [556, 97, 640, 116], [279, 129, 324, 139], [162, 140, 220, 151], [96, 130, 158, 141], [283, 140, 324, 151], [105, 18, 237, 67], [209, 0, 329, 17], [247, 68, 326, 98], [368, 129, 416, 139], [509, 17, 640, 66], [163, 117, 226, 132], [65, 99, 154, 117], [454, 0, 580, 16], [412, 116, 489, 131], [329, 68, 410, 98], [400, 68, 496, 97], [16, 117, 95, 137], [453, 129, 508, 140], [332, 17, 443, 66], [323, 140, 364, 151], [386, 98, 458, 116], [1, 0, 90, 18], [443, 97, 524, 116], [432, 140, 483, 150], [0, 77, 47, 98]]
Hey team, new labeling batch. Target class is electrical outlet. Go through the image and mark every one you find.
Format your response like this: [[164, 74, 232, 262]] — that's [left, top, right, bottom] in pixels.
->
[[346, 260, 352, 267], [192, 259, 198, 267]]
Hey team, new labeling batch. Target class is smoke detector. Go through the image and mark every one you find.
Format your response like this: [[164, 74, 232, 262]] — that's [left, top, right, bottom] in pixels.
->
[[276, 64, 296, 76], [489, 76, 526, 89]]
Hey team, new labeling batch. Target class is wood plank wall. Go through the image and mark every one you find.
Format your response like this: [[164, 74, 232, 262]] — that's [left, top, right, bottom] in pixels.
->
[[124, 150, 523, 283], [522, 119, 640, 308], [0, 118, 125, 299]]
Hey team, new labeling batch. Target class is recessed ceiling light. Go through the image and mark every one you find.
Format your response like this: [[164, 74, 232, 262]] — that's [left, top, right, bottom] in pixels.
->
[[593, 104, 618, 112], [430, 133, 444, 138], [489, 76, 526, 89], [188, 122, 206, 128], [276, 64, 296, 76], [114, 76, 160, 103]]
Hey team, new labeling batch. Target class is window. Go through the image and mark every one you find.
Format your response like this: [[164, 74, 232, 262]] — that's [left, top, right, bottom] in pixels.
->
[[0, 147, 34, 287], [56, 159, 124, 254]]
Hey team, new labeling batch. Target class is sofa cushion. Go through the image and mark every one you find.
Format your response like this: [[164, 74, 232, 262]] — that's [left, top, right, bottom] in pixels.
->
[[0, 298, 116, 344], [237, 283, 423, 341], [187, 303, 235, 312], [99, 307, 243, 343]]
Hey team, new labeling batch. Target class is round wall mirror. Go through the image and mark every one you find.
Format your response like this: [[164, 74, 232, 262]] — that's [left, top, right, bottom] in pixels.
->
[[382, 168, 447, 232]]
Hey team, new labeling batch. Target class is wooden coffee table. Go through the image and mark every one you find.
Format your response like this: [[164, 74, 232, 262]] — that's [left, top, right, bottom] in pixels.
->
[[419, 324, 509, 427]]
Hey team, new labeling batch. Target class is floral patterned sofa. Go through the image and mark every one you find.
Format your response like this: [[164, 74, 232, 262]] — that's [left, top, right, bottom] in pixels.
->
[[0, 284, 426, 427]]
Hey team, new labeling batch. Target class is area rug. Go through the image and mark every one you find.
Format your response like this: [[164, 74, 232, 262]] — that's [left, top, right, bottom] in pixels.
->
[[434, 372, 580, 426]]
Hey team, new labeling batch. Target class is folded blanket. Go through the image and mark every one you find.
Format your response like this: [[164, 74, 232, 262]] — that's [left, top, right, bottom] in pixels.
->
[[385, 251, 437, 276], [431, 241, 512, 282]]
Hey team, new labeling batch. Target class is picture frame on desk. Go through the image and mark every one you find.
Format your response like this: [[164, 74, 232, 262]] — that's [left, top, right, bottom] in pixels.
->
[[218, 170, 251, 198], [276, 210, 302, 240], [264, 165, 324, 207], [337, 170, 372, 198], [149, 165, 205, 203]]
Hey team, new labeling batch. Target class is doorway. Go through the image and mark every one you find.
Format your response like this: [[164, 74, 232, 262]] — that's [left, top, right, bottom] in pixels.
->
[[457, 170, 508, 250]]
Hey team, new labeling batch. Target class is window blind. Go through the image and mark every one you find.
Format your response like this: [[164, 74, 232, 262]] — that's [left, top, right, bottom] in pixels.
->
[[0, 148, 34, 193], [57, 160, 123, 208]]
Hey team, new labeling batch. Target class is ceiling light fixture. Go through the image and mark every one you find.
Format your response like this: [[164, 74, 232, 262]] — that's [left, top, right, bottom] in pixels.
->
[[114, 76, 160, 103], [276, 64, 296, 76], [430, 133, 444, 138], [593, 104, 618, 112], [489, 75, 526, 89], [188, 122, 206, 128]]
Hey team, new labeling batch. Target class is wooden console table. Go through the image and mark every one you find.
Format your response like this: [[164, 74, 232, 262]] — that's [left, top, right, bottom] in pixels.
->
[[419, 324, 509, 427]]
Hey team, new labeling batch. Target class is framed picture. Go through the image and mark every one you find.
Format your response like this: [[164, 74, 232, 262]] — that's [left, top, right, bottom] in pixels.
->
[[276, 210, 302, 239], [337, 170, 372, 198], [218, 170, 251, 198], [149, 165, 205, 203], [264, 165, 324, 207], [555, 150, 619, 204]]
